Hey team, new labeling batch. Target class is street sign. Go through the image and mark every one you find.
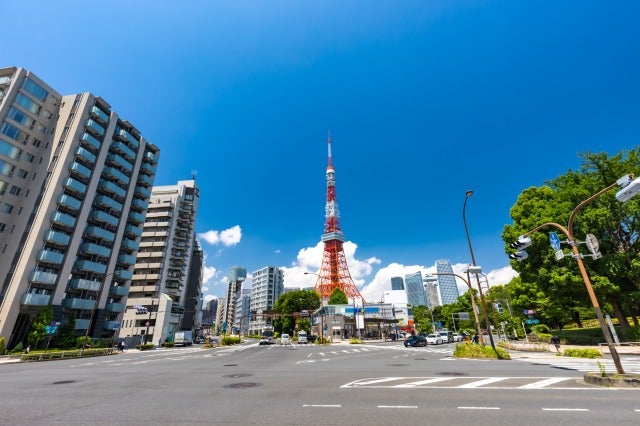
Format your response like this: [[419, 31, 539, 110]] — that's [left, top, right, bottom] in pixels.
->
[[585, 233, 600, 255], [523, 309, 536, 315], [549, 232, 561, 251], [525, 319, 540, 324], [458, 312, 470, 320], [555, 249, 564, 260], [113, 322, 120, 329]]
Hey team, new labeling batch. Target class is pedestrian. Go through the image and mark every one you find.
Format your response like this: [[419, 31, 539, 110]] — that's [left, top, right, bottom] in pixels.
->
[[551, 335, 561, 353], [472, 333, 479, 344]]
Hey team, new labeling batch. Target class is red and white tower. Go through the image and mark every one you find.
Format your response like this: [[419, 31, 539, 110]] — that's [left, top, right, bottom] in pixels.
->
[[314, 135, 364, 303]]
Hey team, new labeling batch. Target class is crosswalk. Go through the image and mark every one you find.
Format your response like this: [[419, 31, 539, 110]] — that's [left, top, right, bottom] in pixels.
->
[[341, 376, 596, 390]]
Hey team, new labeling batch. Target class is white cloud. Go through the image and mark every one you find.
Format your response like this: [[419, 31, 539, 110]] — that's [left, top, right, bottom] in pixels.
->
[[202, 265, 217, 285], [203, 294, 218, 303], [198, 225, 242, 247]]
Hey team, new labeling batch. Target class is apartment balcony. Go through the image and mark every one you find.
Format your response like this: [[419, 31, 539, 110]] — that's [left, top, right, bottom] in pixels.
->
[[140, 162, 156, 175], [89, 210, 119, 227], [69, 161, 92, 181], [109, 286, 129, 297], [94, 194, 123, 212], [122, 238, 139, 251], [118, 254, 136, 265], [114, 269, 133, 280], [64, 297, 96, 311], [134, 186, 151, 199], [85, 119, 105, 137], [74, 260, 107, 275], [116, 129, 139, 149], [58, 194, 82, 211], [64, 177, 87, 197], [29, 270, 57, 286], [128, 211, 145, 224], [80, 242, 110, 258], [103, 320, 121, 331], [21, 293, 51, 306], [130, 198, 148, 212], [98, 179, 126, 198], [143, 151, 158, 164], [110, 140, 136, 161], [84, 226, 115, 241], [125, 224, 142, 238], [74, 319, 90, 330], [137, 173, 153, 187], [106, 302, 125, 313], [69, 278, 101, 292], [106, 153, 133, 173], [43, 229, 70, 247], [75, 146, 96, 165], [90, 105, 109, 124], [51, 211, 76, 228], [37, 249, 64, 265], [143, 230, 168, 238], [81, 132, 101, 150], [102, 167, 130, 185]]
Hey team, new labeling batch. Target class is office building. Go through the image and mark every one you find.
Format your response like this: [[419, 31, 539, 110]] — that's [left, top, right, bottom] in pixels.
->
[[182, 238, 204, 335], [248, 266, 284, 334], [423, 276, 441, 309], [404, 271, 428, 307], [233, 288, 251, 335], [223, 266, 246, 333], [0, 67, 159, 349], [390, 276, 404, 290], [119, 180, 199, 346], [435, 259, 460, 305]]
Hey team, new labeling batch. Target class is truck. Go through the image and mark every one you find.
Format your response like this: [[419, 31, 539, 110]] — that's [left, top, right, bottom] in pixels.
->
[[174, 331, 193, 346]]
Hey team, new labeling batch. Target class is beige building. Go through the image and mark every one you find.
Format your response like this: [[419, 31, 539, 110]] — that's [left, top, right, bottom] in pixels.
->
[[118, 180, 199, 346], [0, 67, 159, 349]]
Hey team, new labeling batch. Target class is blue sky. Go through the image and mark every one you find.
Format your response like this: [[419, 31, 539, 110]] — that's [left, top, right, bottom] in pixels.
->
[[5, 1, 640, 302]]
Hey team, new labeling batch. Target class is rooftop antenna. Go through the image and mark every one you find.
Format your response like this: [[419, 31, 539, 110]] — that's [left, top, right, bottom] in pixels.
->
[[191, 169, 198, 181]]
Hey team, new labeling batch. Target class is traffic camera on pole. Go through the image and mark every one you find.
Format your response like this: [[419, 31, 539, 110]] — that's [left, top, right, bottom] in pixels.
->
[[615, 174, 640, 202], [508, 235, 531, 262]]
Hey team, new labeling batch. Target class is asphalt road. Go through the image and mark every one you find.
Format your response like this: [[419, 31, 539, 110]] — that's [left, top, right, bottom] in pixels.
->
[[1, 341, 639, 425]]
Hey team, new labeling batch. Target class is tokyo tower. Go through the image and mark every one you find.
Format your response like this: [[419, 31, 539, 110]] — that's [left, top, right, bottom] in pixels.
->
[[314, 135, 364, 303]]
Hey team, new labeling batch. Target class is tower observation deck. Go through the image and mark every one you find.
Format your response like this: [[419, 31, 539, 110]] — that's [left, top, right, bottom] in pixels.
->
[[314, 135, 364, 303]]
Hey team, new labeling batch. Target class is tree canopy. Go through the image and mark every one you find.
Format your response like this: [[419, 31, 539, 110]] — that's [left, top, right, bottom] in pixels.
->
[[273, 290, 321, 335]]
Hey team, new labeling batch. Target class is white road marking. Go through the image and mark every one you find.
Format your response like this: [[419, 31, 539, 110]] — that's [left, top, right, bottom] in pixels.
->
[[378, 405, 417, 409], [457, 377, 509, 388], [353, 377, 404, 386], [542, 408, 589, 411], [394, 377, 455, 387], [519, 377, 572, 389], [303, 404, 341, 408], [458, 407, 500, 410]]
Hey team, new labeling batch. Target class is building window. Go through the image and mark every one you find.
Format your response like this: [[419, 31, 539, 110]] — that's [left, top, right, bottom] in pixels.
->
[[22, 77, 49, 101], [1, 203, 14, 214], [9, 186, 20, 196], [17, 169, 27, 179], [0, 139, 21, 160], [0, 223, 5, 232]]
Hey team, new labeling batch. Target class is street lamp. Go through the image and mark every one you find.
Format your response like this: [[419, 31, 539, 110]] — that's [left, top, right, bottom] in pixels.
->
[[463, 191, 498, 354], [426, 272, 483, 341], [508, 174, 639, 375]]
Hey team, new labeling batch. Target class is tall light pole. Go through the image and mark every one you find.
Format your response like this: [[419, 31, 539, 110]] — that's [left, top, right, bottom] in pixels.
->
[[427, 272, 483, 341], [511, 175, 640, 375], [463, 190, 497, 354]]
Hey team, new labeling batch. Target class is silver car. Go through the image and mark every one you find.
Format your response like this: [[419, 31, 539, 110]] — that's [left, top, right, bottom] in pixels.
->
[[425, 333, 443, 345]]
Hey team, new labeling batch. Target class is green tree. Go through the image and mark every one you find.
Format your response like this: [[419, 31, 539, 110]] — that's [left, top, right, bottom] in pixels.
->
[[273, 290, 321, 335], [28, 305, 53, 349], [328, 288, 348, 305], [503, 149, 640, 330], [53, 311, 77, 349]]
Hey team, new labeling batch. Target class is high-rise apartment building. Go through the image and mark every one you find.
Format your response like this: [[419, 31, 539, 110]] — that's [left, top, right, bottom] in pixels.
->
[[404, 271, 427, 307], [233, 288, 251, 335], [248, 266, 284, 335], [223, 266, 246, 333], [182, 238, 203, 335], [215, 297, 226, 333], [201, 297, 218, 330], [119, 180, 199, 346], [0, 67, 159, 349], [435, 259, 460, 305], [390, 277, 404, 290]]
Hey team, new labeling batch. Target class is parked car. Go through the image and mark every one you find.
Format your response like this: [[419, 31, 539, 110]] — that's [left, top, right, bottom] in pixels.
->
[[404, 335, 427, 347], [452, 333, 464, 342], [297, 331, 308, 344], [280, 333, 291, 345], [438, 331, 454, 343], [426, 333, 444, 345]]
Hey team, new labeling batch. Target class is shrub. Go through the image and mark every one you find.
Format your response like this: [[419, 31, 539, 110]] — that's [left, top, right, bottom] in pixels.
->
[[531, 324, 550, 334], [563, 348, 602, 359], [349, 338, 363, 344], [453, 343, 511, 360], [0, 337, 4, 355], [161, 341, 175, 348], [135, 344, 155, 351], [221, 336, 241, 346]]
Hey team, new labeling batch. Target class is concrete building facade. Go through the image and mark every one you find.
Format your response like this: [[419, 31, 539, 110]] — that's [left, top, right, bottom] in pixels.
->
[[119, 180, 199, 346], [223, 266, 246, 334], [0, 67, 159, 348], [248, 266, 284, 335]]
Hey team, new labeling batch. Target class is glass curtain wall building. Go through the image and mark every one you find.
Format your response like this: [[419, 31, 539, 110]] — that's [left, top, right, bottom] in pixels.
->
[[435, 259, 460, 305], [404, 271, 427, 307]]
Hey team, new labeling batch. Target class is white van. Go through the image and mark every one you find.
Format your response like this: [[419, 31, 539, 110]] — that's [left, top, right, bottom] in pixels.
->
[[280, 333, 291, 345], [297, 331, 308, 344]]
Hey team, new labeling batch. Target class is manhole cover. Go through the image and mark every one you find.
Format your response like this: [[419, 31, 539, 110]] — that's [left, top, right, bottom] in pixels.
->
[[224, 382, 261, 389], [438, 372, 466, 376], [224, 373, 252, 378], [387, 364, 408, 367], [52, 380, 76, 385], [223, 364, 238, 367]]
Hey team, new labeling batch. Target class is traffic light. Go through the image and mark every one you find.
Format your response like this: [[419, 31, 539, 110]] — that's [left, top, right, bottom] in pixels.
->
[[508, 235, 531, 262]]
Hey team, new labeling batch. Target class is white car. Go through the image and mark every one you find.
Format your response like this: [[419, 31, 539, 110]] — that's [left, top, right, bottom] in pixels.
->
[[425, 333, 443, 345], [452, 333, 464, 342], [280, 333, 291, 345]]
